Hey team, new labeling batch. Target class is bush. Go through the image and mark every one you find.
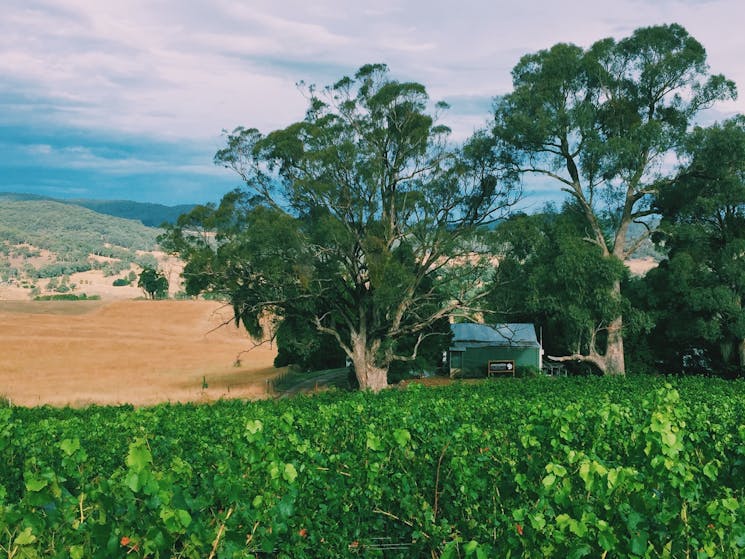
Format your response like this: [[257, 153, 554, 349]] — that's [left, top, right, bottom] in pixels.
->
[[112, 278, 130, 287], [33, 293, 101, 301]]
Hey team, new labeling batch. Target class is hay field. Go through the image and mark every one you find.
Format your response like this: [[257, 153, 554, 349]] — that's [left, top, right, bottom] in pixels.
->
[[0, 300, 280, 407]]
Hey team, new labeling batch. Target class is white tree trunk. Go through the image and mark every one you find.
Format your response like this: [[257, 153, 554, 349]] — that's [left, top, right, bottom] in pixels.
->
[[603, 278, 626, 375], [547, 280, 626, 375], [350, 332, 388, 392], [604, 314, 625, 375]]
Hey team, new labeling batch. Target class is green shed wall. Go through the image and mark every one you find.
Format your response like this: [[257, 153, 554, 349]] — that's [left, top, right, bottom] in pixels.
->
[[450, 345, 540, 377]]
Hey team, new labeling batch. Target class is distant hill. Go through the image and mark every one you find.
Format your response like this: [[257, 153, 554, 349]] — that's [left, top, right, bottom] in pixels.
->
[[0, 192, 194, 226], [68, 199, 195, 227], [625, 218, 664, 261], [0, 198, 162, 281]]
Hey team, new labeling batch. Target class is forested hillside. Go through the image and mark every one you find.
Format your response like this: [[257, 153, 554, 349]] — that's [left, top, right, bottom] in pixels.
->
[[67, 199, 195, 227], [0, 198, 162, 283]]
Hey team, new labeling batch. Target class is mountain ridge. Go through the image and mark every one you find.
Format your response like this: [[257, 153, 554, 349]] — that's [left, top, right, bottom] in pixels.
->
[[0, 192, 195, 226]]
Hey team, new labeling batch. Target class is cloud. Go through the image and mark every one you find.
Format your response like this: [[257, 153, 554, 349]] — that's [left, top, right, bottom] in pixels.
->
[[0, 121, 236, 204], [2, 131, 225, 177], [4, 0, 744, 141], [1, 0, 745, 204]]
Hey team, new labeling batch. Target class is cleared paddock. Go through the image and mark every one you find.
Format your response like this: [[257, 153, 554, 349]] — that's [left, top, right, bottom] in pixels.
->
[[0, 300, 281, 406]]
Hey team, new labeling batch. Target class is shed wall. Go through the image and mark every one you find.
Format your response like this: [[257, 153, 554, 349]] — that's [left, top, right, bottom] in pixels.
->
[[450, 345, 540, 377]]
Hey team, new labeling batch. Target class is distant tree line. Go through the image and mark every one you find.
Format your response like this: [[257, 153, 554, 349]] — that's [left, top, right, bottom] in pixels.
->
[[0, 200, 159, 253]]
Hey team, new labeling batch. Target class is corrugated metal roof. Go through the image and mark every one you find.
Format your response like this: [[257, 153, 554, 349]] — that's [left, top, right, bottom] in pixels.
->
[[450, 323, 540, 350]]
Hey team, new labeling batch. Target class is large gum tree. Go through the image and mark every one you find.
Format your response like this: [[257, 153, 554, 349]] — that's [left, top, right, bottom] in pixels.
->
[[491, 23, 736, 374], [164, 64, 518, 391]]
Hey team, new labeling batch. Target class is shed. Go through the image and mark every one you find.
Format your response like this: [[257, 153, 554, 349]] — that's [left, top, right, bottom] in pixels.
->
[[448, 323, 541, 378]]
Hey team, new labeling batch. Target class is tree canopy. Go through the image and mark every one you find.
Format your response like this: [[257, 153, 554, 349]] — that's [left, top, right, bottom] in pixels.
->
[[490, 204, 637, 373], [138, 267, 168, 300], [163, 64, 519, 390], [161, 25, 745, 381], [639, 116, 745, 375], [491, 23, 736, 374]]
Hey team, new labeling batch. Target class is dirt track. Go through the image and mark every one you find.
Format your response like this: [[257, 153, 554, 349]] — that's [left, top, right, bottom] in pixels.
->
[[0, 300, 280, 407]]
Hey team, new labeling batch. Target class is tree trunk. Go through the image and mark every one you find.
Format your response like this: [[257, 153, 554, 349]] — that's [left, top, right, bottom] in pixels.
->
[[602, 275, 626, 375], [548, 277, 626, 375], [350, 333, 388, 392], [604, 314, 625, 375], [547, 316, 625, 375], [354, 361, 388, 392]]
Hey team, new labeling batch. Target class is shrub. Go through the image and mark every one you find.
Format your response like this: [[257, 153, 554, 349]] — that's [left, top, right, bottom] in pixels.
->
[[33, 293, 101, 301]]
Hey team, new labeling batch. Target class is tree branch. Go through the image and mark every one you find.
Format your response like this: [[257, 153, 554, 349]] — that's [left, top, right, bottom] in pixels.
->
[[313, 316, 353, 357]]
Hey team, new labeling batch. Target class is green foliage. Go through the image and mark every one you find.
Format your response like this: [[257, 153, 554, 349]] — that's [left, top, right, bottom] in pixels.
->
[[0, 260, 19, 282], [112, 278, 130, 287], [134, 253, 158, 270], [8, 245, 40, 258], [33, 293, 100, 301], [0, 199, 161, 282], [163, 64, 518, 389], [0, 200, 159, 255], [48, 275, 71, 293], [137, 267, 168, 300], [1, 377, 744, 557], [491, 24, 736, 374], [273, 314, 346, 371], [516, 365, 541, 378], [491, 205, 634, 373], [636, 116, 745, 375]]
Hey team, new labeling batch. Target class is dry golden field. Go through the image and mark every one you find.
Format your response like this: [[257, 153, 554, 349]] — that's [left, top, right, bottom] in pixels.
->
[[0, 299, 281, 407]]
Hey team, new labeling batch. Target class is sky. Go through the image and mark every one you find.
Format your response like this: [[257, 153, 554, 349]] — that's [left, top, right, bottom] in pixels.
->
[[1, 0, 744, 206]]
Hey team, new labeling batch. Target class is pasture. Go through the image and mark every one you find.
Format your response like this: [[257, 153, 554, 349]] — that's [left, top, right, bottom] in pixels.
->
[[0, 299, 279, 406]]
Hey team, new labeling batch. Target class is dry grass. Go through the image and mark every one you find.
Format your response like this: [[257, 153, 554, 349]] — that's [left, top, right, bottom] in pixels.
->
[[626, 257, 659, 276], [0, 299, 281, 407]]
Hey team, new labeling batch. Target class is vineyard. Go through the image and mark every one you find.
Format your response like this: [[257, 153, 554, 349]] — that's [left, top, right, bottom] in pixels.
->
[[1, 376, 744, 558]]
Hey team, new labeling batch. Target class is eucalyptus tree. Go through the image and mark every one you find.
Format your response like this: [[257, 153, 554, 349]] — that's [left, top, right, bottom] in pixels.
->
[[137, 267, 168, 300], [163, 64, 519, 390], [491, 205, 628, 373], [491, 24, 736, 374]]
